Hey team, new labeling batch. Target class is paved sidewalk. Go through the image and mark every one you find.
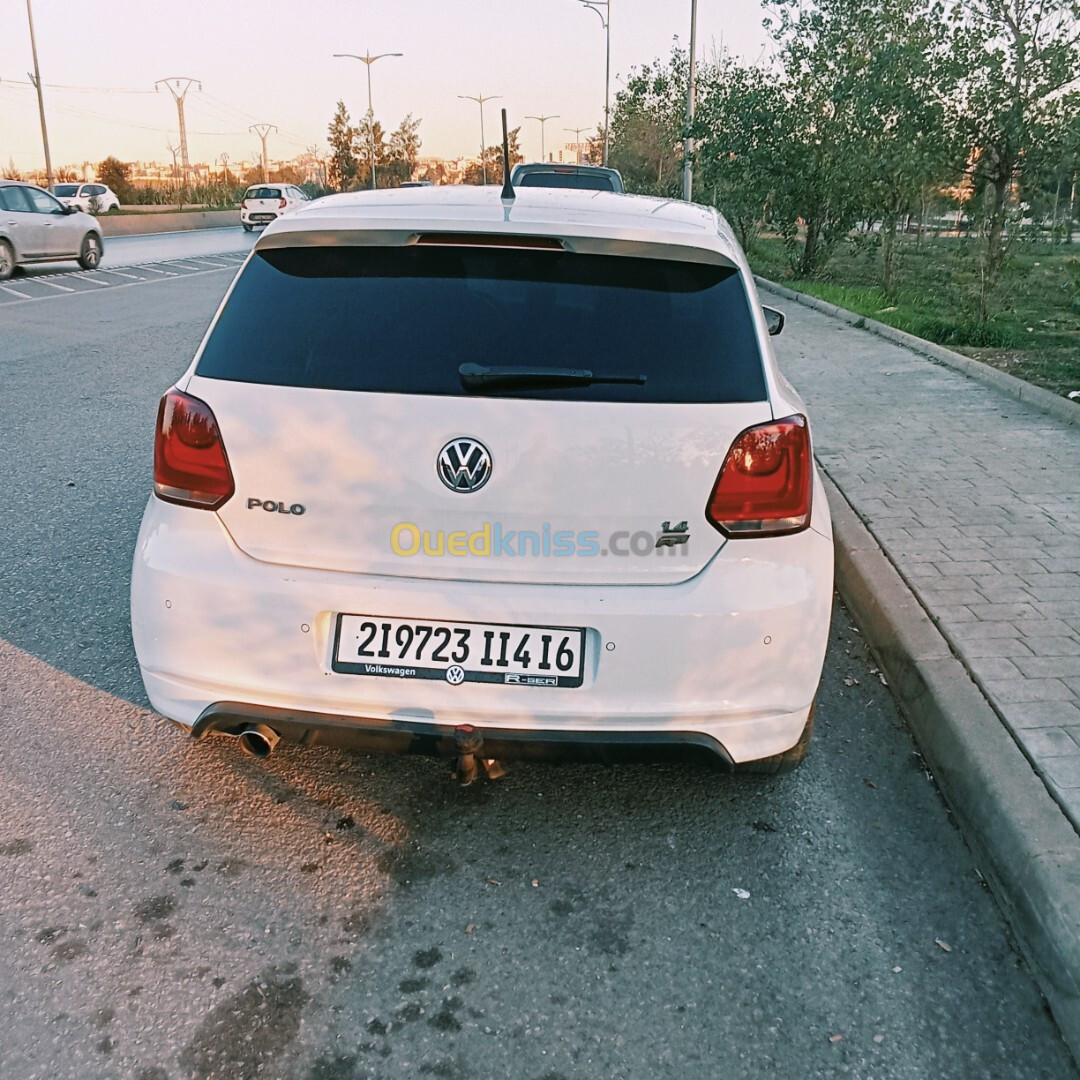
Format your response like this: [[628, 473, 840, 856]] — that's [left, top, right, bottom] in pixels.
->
[[769, 294, 1080, 827]]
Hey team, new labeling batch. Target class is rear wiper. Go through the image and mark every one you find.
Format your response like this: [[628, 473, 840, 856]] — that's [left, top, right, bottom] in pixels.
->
[[459, 362, 647, 391]]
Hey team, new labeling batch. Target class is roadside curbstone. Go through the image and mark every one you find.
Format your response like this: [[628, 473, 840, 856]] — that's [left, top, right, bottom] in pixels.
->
[[757, 276, 1080, 427], [99, 210, 240, 238], [826, 472, 1080, 1063]]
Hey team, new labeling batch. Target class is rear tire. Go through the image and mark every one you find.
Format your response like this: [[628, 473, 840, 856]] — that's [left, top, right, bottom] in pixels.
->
[[242, 222, 253, 233], [0, 239, 14, 281], [78, 233, 102, 270], [733, 701, 816, 775]]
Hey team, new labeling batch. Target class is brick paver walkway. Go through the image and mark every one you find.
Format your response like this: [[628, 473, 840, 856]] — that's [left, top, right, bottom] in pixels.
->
[[770, 294, 1080, 826]]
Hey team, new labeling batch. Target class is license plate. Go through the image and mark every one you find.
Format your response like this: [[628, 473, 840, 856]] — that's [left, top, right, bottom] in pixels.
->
[[332, 615, 585, 688], [251, 213, 275, 221]]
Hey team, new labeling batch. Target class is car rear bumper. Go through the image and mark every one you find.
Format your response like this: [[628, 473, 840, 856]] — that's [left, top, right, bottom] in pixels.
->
[[131, 497, 833, 764], [193, 700, 734, 764]]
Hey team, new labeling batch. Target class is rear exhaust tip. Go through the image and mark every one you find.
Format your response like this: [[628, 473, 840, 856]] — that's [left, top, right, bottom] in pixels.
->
[[237, 724, 281, 759]]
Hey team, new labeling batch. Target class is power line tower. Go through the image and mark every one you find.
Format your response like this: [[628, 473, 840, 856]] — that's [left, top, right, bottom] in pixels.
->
[[165, 140, 180, 181], [249, 124, 277, 183], [155, 77, 201, 182]]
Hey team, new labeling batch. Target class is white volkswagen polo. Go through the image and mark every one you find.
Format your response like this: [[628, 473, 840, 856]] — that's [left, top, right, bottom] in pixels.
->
[[130, 184, 833, 773]]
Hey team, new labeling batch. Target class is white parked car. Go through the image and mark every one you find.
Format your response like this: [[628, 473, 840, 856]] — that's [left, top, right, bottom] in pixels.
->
[[240, 184, 309, 231], [131, 185, 833, 773], [0, 180, 103, 279], [54, 182, 121, 214]]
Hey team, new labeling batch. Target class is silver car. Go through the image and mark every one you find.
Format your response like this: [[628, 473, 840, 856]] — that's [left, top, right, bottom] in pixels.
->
[[0, 180, 104, 280]]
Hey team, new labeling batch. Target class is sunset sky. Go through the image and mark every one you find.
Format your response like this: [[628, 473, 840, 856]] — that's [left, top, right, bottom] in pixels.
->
[[1, 1, 775, 172]]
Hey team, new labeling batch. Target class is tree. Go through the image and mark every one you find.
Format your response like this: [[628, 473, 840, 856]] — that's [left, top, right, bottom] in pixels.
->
[[692, 59, 790, 255], [462, 127, 522, 185], [97, 156, 133, 203], [946, 0, 1080, 317], [354, 116, 390, 188], [606, 49, 688, 196], [582, 128, 606, 166], [763, 1, 896, 278], [327, 101, 360, 191], [383, 113, 423, 186]]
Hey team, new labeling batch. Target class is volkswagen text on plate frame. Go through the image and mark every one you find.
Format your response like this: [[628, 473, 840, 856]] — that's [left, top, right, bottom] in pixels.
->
[[130, 184, 833, 772]]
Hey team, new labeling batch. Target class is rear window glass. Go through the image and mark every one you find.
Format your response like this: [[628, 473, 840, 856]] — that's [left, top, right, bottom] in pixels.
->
[[54, 184, 79, 197], [517, 172, 615, 191], [196, 246, 766, 404], [246, 187, 281, 199]]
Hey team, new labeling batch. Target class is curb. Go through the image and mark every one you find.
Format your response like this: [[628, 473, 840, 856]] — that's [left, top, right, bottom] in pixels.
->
[[756, 276, 1079, 427], [826, 472, 1080, 1064], [99, 211, 240, 238]]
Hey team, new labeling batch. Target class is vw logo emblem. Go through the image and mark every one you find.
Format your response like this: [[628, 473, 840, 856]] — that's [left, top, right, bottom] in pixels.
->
[[437, 438, 492, 494], [445, 665, 466, 685]]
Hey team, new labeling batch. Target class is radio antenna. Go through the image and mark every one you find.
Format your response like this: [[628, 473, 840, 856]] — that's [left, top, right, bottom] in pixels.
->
[[500, 108, 515, 200]]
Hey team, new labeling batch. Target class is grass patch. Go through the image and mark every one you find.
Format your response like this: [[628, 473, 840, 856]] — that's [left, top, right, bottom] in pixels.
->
[[750, 236, 1080, 398]]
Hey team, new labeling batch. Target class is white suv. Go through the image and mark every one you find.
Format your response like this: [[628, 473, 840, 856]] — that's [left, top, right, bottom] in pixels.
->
[[240, 184, 309, 231], [131, 186, 833, 773], [54, 182, 121, 214]]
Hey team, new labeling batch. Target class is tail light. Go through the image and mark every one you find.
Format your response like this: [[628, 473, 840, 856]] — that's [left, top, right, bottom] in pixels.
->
[[241, 198, 247, 209], [154, 389, 235, 510], [279, 197, 287, 209], [706, 415, 812, 537]]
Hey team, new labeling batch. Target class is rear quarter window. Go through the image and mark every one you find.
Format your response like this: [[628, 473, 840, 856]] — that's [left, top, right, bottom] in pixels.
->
[[196, 245, 767, 404], [517, 173, 615, 191]]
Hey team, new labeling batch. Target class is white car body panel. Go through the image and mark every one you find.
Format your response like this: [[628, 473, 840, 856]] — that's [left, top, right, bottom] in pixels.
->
[[192, 374, 772, 585], [131, 495, 832, 763]]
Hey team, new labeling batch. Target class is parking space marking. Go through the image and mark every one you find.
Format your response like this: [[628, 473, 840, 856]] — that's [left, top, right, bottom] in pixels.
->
[[0, 249, 249, 306], [91, 268, 144, 280]]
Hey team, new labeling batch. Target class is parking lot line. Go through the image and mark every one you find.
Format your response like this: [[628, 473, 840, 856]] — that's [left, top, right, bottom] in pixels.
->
[[34, 279, 76, 292], [0, 284, 33, 299], [92, 268, 144, 280]]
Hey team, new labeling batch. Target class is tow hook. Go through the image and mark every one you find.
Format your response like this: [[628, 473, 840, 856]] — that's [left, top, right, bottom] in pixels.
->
[[452, 725, 508, 785]]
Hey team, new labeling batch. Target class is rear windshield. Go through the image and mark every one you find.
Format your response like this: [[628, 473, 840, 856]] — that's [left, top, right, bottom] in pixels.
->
[[54, 184, 79, 196], [517, 172, 615, 191], [246, 187, 281, 199], [196, 246, 766, 403]]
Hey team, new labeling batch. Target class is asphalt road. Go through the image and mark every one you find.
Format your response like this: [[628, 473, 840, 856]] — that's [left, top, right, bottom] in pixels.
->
[[12, 225, 256, 278], [0, 265, 1075, 1080]]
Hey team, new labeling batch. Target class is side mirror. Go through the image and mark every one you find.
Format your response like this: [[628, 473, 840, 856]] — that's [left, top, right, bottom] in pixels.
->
[[61, 204, 78, 215], [762, 305, 785, 336]]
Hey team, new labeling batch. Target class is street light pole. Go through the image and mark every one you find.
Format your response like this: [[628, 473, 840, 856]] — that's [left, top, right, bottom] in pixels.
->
[[682, 0, 698, 202], [334, 50, 403, 190], [577, 0, 611, 166], [526, 114, 560, 162], [458, 94, 501, 184], [564, 126, 592, 163], [25, 0, 53, 192]]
